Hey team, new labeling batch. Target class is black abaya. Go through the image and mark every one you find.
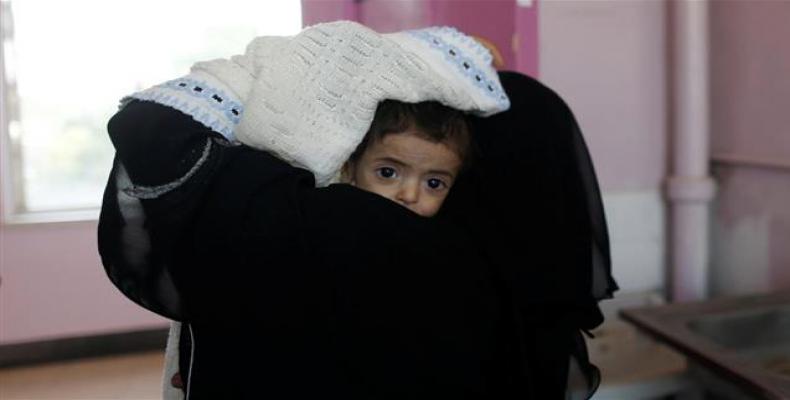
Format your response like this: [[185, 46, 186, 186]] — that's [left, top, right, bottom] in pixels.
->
[[98, 71, 617, 399]]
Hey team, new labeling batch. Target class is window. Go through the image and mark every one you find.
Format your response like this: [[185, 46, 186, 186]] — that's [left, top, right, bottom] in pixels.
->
[[0, 0, 302, 221]]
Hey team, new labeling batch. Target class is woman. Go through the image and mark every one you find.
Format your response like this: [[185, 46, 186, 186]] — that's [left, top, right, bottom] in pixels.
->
[[98, 22, 616, 398]]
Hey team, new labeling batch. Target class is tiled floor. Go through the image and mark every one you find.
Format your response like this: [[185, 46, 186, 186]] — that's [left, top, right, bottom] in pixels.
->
[[0, 351, 164, 400]]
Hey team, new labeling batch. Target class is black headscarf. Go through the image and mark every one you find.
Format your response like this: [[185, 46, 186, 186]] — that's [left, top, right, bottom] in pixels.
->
[[443, 70, 617, 315], [440, 71, 618, 398]]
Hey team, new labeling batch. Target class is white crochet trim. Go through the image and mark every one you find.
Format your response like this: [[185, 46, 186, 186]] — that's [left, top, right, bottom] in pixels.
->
[[121, 71, 243, 142], [406, 27, 509, 109]]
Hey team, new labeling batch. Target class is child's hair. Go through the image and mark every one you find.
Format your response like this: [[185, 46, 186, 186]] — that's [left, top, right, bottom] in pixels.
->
[[347, 100, 473, 170]]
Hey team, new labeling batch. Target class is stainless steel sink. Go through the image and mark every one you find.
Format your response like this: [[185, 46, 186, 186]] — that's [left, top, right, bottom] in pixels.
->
[[688, 305, 790, 383], [687, 306, 790, 351], [621, 292, 790, 399]]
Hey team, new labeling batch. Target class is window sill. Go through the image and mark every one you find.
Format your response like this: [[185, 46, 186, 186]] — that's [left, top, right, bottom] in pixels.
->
[[2, 208, 100, 226]]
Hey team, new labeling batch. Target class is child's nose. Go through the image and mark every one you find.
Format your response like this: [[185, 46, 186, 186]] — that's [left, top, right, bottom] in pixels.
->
[[396, 181, 420, 205]]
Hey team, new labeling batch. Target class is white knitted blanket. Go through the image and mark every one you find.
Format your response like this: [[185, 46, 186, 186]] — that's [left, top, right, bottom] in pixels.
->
[[124, 21, 509, 186]]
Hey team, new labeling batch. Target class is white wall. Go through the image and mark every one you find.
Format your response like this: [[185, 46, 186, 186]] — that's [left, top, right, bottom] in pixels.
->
[[538, 0, 668, 293]]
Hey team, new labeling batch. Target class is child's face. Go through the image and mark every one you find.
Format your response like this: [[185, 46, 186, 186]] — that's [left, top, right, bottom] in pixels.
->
[[346, 130, 462, 217]]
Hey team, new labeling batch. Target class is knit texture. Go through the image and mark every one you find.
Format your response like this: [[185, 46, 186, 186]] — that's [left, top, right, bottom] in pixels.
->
[[123, 21, 510, 186]]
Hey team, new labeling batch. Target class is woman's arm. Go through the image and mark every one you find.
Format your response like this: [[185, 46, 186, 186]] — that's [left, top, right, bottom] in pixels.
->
[[99, 99, 312, 320]]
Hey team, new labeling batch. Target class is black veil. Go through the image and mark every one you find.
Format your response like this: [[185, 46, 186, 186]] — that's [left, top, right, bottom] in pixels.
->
[[97, 71, 618, 398], [440, 71, 619, 398]]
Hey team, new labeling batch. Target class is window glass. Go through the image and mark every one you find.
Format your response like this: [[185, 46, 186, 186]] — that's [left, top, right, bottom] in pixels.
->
[[3, 0, 302, 212]]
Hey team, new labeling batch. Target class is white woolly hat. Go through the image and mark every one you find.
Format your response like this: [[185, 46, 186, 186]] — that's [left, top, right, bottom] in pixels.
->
[[123, 21, 510, 186]]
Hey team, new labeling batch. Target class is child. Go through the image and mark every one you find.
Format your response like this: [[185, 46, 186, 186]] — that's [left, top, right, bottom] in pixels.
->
[[100, 22, 516, 399], [342, 99, 472, 217]]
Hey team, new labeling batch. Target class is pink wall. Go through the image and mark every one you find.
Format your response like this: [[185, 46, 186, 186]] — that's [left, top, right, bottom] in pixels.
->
[[302, 0, 359, 26], [0, 221, 166, 345], [359, 0, 431, 32], [514, 1, 539, 78], [302, 0, 538, 75], [709, 1, 790, 295], [537, 1, 667, 192], [710, 1, 790, 161]]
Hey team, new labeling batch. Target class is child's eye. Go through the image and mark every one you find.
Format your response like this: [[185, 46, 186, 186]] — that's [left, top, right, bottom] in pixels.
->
[[376, 167, 397, 179], [426, 178, 447, 190]]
